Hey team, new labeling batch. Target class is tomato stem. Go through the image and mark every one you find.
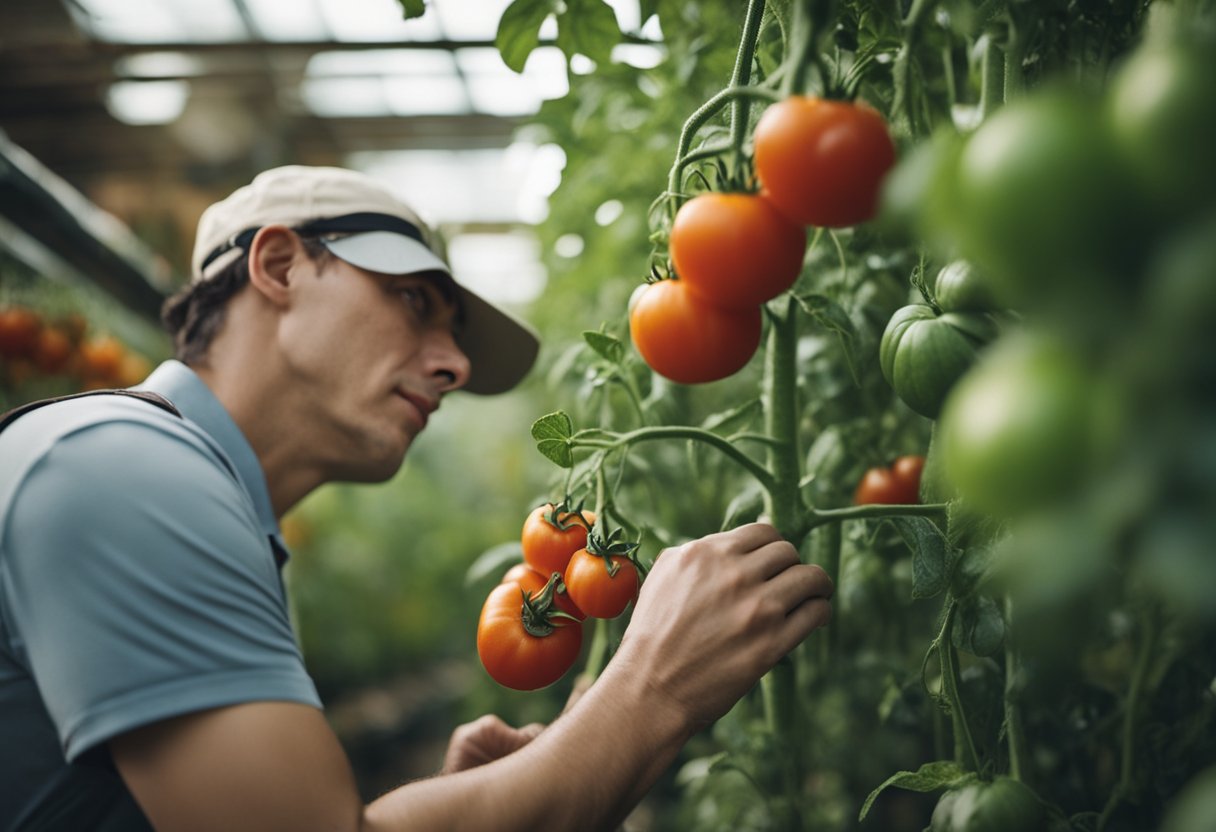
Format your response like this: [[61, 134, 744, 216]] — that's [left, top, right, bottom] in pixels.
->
[[979, 33, 1006, 121], [1003, 596, 1027, 782], [805, 502, 948, 529], [940, 599, 983, 773], [728, 0, 766, 173], [761, 297, 803, 538], [570, 425, 778, 494]]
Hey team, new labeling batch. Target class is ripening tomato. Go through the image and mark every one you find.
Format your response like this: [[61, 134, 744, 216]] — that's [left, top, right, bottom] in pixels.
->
[[477, 574, 584, 691], [669, 192, 806, 309], [521, 504, 596, 576], [0, 306, 42, 359], [564, 549, 639, 619], [506, 563, 585, 621], [629, 279, 762, 384], [753, 96, 896, 228], [854, 455, 924, 505], [78, 335, 125, 382]]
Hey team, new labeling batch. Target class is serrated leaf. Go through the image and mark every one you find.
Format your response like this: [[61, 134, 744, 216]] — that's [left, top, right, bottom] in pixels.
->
[[953, 593, 1005, 657], [892, 516, 954, 600], [583, 330, 625, 364], [496, 0, 554, 73], [795, 293, 857, 341], [531, 411, 574, 468], [554, 0, 621, 64], [393, 0, 426, 18], [859, 761, 969, 821]]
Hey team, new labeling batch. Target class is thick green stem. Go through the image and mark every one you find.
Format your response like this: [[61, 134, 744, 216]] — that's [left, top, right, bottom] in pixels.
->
[[666, 86, 783, 205], [1003, 16, 1024, 102], [978, 34, 1005, 121], [814, 522, 843, 664], [1003, 596, 1027, 781], [762, 298, 802, 537], [1097, 606, 1161, 831], [940, 600, 982, 772], [728, 0, 766, 166]]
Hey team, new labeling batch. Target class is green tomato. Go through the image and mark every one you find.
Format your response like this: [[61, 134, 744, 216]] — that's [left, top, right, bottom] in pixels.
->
[[930, 777, 1045, 832], [878, 126, 965, 249], [955, 89, 1137, 307], [1108, 41, 1216, 221], [934, 261, 1001, 314], [939, 332, 1094, 517], [1162, 766, 1216, 832], [880, 304, 999, 419]]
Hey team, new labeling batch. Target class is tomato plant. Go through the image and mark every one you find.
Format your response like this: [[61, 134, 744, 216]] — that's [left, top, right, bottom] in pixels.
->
[[563, 528, 640, 620], [753, 96, 896, 228], [628, 279, 762, 384], [477, 570, 583, 691], [669, 192, 806, 309], [520, 502, 595, 576], [933, 262, 1000, 315]]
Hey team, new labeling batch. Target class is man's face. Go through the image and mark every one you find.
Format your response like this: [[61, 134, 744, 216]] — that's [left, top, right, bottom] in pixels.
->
[[277, 247, 472, 482]]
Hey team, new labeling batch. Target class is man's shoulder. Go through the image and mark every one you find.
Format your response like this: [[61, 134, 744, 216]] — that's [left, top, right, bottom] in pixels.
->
[[0, 392, 236, 516]]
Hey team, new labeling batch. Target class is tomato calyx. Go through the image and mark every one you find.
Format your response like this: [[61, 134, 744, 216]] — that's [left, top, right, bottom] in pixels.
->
[[542, 496, 594, 534], [584, 527, 642, 578], [518, 571, 581, 638]]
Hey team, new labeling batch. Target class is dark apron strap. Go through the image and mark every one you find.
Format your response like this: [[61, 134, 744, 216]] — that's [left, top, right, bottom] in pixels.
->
[[0, 389, 181, 433]]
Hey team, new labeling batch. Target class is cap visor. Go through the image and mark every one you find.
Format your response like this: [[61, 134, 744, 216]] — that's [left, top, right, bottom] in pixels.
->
[[321, 231, 539, 395]]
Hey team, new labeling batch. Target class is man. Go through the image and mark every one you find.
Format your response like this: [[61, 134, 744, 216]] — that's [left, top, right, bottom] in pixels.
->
[[0, 166, 834, 830]]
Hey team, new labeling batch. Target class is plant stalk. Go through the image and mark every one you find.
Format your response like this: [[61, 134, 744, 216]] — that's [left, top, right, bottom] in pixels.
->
[[940, 599, 982, 772], [729, 0, 767, 167], [1003, 596, 1027, 782]]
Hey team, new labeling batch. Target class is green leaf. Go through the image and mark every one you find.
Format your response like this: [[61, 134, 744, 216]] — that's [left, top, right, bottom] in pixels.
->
[[554, 0, 621, 65], [859, 761, 970, 821], [531, 411, 575, 468], [463, 541, 525, 586], [892, 516, 954, 600], [953, 593, 1005, 657], [583, 330, 625, 364], [496, 0, 555, 73], [393, 0, 426, 18], [795, 293, 857, 341]]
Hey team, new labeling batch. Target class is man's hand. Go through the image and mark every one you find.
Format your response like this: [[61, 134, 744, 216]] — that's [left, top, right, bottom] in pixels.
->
[[614, 522, 834, 730], [440, 715, 544, 774]]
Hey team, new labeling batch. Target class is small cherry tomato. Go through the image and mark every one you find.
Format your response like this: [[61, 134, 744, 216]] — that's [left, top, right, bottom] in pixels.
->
[[521, 504, 596, 576], [854, 455, 925, 505], [565, 549, 639, 619]]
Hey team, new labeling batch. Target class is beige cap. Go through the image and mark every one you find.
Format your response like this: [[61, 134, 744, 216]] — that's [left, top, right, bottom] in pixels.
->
[[192, 165, 539, 395]]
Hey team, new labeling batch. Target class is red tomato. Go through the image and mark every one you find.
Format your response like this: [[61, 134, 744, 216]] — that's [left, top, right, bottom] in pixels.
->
[[505, 564, 586, 621], [629, 280, 762, 384], [0, 306, 42, 359], [521, 504, 595, 576], [754, 96, 896, 228], [564, 549, 639, 619], [669, 192, 806, 309], [853, 455, 924, 505], [477, 574, 584, 691]]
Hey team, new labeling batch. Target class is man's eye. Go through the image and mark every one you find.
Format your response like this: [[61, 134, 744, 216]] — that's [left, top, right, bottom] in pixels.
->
[[399, 285, 431, 317]]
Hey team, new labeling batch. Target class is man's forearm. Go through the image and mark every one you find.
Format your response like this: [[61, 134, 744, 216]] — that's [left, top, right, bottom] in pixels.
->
[[362, 655, 692, 832]]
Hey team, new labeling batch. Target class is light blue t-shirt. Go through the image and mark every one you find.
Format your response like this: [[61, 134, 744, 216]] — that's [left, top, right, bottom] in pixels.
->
[[0, 361, 321, 829]]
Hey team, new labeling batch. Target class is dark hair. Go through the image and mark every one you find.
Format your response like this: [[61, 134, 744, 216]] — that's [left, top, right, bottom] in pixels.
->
[[162, 233, 329, 366]]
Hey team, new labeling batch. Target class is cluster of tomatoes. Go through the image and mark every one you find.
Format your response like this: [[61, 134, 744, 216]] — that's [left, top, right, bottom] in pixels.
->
[[0, 303, 150, 392], [630, 96, 896, 385], [853, 454, 925, 506], [477, 503, 642, 691]]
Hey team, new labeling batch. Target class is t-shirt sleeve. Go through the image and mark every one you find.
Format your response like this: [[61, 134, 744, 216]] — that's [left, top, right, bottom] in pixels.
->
[[1, 419, 321, 761]]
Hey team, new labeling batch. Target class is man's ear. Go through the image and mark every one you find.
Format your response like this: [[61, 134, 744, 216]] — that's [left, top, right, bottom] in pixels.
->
[[247, 225, 305, 306]]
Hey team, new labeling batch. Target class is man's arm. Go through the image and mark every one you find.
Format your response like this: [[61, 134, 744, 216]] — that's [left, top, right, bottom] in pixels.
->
[[113, 523, 833, 831]]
